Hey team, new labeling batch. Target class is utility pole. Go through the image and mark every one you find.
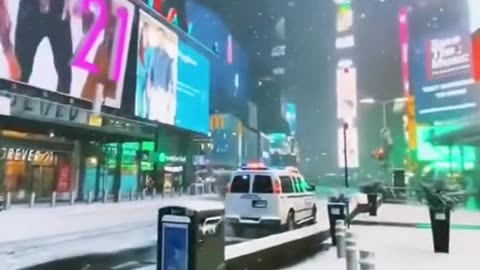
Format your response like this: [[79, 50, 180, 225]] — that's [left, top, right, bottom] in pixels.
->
[[343, 122, 349, 188]]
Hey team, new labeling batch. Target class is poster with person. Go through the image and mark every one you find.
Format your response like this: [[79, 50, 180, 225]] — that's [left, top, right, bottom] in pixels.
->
[[136, 9, 179, 125], [0, 0, 135, 108]]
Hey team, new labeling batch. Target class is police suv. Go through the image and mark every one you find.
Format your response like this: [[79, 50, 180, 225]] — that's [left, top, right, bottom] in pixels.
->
[[225, 163, 316, 234]]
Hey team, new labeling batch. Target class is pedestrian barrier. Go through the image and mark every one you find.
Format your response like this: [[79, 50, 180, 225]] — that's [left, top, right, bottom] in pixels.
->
[[0, 182, 217, 211], [29, 192, 36, 208], [51, 192, 57, 207], [335, 220, 346, 258], [340, 231, 376, 270]]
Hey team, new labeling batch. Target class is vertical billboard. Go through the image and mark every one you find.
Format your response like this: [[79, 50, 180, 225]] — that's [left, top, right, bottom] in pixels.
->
[[135, 10, 210, 134], [336, 59, 359, 168], [0, 0, 135, 108], [285, 103, 297, 136], [411, 31, 480, 122]]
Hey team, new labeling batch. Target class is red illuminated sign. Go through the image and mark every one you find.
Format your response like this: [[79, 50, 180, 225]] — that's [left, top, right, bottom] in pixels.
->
[[472, 29, 480, 83]]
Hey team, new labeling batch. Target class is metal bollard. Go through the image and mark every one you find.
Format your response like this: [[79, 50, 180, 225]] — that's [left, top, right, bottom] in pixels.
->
[[346, 234, 358, 270], [180, 187, 184, 196], [87, 191, 94, 204], [359, 250, 375, 270], [117, 190, 122, 202], [5, 192, 11, 210], [129, 190, 134, 201], [103, 190, 108, 203], [51, 191, 57, 207], [29, 192, 36, 208], [142, 189, 146, 200], [335, 221, 346, 258], [152, 188, 157, 199], [171, 188, 176, 197], [70, 191, 75, 205]]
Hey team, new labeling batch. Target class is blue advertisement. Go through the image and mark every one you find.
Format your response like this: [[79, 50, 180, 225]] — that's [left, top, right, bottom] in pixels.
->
[[162, 223, 189, 270], [411, 31, 480, 123], [186, 0, 251, 116], [175, 43, 211, 134], [135, 11, 210, 134]]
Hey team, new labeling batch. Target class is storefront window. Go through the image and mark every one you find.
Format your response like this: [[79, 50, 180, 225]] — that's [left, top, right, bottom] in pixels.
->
[[0, 147, 71, 201]]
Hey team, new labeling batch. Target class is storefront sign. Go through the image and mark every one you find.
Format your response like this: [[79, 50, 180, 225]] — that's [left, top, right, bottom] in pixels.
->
[[155, 152, 187, 164], [0, 147, 55, 164], [0, 92, 88, 125]]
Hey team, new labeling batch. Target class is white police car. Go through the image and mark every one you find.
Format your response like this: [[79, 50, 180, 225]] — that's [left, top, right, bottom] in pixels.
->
[[225, 163, 316, 234]]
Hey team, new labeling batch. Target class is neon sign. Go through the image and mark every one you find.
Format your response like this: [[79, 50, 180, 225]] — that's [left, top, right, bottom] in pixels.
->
[[71, 0, 130, 82]]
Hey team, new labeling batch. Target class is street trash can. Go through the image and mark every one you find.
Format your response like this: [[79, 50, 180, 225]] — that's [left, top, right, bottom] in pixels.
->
[[157, 205, 225, 270], [367, 193, 378, 216], [327, 200, 349, 245]]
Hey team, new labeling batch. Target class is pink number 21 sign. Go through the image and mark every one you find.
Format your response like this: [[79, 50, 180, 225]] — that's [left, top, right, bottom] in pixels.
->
[[71, 0, 130, 82]]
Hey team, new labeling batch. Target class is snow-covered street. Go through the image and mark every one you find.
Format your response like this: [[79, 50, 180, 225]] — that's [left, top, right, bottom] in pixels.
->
[[0, 195, 223, 269]]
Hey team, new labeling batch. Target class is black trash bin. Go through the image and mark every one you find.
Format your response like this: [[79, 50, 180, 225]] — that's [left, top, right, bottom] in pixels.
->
[[157, 205, 225, 270], [429, 207, 451, 253], [367, 193, 378, 216], [327, 201, 349, 245]]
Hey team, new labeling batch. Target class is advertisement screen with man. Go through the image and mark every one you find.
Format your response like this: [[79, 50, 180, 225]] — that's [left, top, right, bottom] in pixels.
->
[[0, 0, 134, 108], [136, 10, 179, 125]]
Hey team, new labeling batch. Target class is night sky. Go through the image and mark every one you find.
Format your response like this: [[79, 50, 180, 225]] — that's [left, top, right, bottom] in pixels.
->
[[201, 0, 471, 176]]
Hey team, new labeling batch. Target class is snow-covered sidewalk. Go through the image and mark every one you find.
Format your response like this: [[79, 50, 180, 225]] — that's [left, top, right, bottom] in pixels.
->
[[285, 225, 480, 270], [0, 195, 223, 269], [355, 203, 480, 226]]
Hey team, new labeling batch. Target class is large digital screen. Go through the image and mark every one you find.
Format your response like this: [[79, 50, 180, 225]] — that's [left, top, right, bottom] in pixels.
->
[[285, 103, 297, 136], [135, 10, 210, 134], [136, 10, 179, 124], [0, 0, 134, 108], [175, 43, 210, 134], [336, 59, 359, 168], [411, 31, 480, 122]]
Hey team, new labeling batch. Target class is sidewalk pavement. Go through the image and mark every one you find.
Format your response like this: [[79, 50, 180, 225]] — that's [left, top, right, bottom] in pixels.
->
[[0, 194, 223, 269], [285, 203, 480, 270], [355, 203, 480, 226], [285, 225, 480, 270]]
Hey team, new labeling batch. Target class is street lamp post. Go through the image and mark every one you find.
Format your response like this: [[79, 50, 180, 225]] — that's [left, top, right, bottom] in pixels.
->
[[359, 97, 407, 183], [359, 97, 407, 130]]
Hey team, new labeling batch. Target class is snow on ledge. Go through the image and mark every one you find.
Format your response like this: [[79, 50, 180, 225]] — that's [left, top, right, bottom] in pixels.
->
[[225, 222, 328, 260]]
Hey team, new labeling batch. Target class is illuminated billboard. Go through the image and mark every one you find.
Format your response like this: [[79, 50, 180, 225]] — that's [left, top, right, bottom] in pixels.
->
[[0, 0, 135, 108], [336, 59, 359, 168], [411, 31, 480, 122], [335, 1, 354, 49]]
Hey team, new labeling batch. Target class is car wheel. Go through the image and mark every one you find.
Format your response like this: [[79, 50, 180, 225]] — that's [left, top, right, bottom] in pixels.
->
[[232, 225, 244, 237], [310, 205, 317, 224], [286, 211, 295, 231]]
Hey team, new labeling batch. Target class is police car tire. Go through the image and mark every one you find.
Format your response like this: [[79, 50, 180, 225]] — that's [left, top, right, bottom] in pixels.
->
[[286, 211, 295, 231], [311, 205, 317, 224]]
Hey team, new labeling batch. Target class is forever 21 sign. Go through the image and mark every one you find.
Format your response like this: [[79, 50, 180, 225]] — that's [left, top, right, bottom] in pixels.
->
[[0, 147, 55, 164]]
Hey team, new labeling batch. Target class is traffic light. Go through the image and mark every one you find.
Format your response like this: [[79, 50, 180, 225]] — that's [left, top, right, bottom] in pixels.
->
[[372, 148, 385, 161]]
